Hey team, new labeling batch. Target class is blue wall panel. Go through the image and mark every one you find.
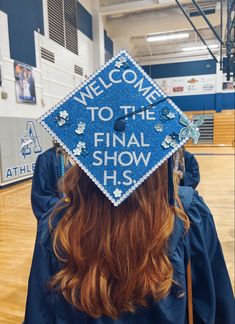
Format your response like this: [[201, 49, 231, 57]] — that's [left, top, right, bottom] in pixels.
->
[[221, 92, 235, 109], [0, 0, 44, 67], [142, 60, 234, 111], [142, 59, 216, 78], [222, 57, 235, 76], [171, 93, 234, 111], [77, 1, 93, 40], [104, 30, 113, 55], [104, 30, 113, 62], [171, 94, 216, 111]]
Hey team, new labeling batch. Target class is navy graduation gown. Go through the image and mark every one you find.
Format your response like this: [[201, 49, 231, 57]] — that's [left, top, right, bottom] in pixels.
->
[[180, 151, 200, 189], [24, 187, 234, 324], [31, 147, 66, 222]]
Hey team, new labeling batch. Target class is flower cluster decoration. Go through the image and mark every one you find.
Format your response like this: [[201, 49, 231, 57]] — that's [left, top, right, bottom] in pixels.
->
[[162, 132, 179, 149], [73, 141, 87, 156], [115, 56, 129, 69], [159, 107, 176, 122], [75, 122, 86, 135], [155, 108, 176, 132], [155, 122, 164, 132], [113, 188, 122, 198], [56, 110, 69, 126]]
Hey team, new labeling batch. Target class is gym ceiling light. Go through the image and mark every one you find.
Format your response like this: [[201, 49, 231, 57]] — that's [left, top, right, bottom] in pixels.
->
[[147, 32, 189, 42], [182, 44, 219, 52]]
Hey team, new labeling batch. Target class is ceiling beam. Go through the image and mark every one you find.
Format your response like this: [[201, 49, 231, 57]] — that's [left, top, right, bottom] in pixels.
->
[[100, 0, 193, 16], [136, 51, 224, 65], [105, 10, 222, 39]]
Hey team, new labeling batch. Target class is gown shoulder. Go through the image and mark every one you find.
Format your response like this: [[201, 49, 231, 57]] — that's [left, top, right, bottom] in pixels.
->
[[25, 189, 234, 324]]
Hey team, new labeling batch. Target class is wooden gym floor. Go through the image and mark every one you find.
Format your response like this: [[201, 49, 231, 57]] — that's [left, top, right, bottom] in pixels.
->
[[0, 147, 234, 323]]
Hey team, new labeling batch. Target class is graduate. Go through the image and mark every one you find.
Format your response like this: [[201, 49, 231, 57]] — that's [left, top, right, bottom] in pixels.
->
[[174, 147, 200, 189], [31, 141, 71, 222], [24, 51, 234, 324]]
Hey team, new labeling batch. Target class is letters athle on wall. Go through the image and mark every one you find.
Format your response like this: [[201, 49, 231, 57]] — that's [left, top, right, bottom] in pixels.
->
[[39, 50, 196, 206]]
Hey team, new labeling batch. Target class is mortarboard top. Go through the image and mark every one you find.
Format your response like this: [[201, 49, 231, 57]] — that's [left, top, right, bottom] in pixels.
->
[[39, 50, 203, 206]]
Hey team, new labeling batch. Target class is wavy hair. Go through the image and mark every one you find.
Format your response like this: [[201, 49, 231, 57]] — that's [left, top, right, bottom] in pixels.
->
[[50, 162, 189, 319]]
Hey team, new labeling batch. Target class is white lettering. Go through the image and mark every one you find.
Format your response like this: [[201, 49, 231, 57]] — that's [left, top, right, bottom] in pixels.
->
[[89, 81, 103, 96], [140, 133, 150, 147], [87, 107, 99, 121], [146, 89, 161, 104], [73, 86, 94, 105], [133, 152, 151, 166], [104, 151, 117, 166], [146, 110, 156, 120], [123, 170, 133, 186], [109, 69, 122, 83], [123, 69, 137, 84], [98, 106, 113, 121], [104, 170, 117, 185], [92, 151, 103, 166], [127, 133, 140, 147], [134, 78, 152, 96], [98, 77, 112, 89], [118, 151, 133, 166], [113, 133, 126, 147], [94, 133, 104, 147]]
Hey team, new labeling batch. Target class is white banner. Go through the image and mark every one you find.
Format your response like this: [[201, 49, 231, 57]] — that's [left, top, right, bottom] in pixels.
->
[[155, 74, 216, 96]]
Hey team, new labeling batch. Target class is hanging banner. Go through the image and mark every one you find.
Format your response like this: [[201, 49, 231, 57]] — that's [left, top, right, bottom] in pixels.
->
[[155, 74, 216, 96], [14, 61, 36, 103]]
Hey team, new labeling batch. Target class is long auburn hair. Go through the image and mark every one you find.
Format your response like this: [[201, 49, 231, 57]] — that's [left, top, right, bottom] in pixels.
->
[[50, 161, 189, 319]]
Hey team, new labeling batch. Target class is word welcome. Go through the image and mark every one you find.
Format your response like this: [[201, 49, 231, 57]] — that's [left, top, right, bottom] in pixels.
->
[[73, 68, 161, 106]]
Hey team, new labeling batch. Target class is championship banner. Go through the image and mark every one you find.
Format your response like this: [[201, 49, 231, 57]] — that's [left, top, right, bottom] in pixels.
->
[[14, 61, 36, 104], [0, 118, 51, 186]]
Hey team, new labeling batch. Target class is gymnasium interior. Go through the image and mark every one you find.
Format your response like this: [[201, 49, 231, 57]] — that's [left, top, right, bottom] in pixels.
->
[[0, 0, 234, 322]]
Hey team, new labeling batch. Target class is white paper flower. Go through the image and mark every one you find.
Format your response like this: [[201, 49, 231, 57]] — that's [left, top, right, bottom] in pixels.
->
[[115, 61, 123, 68], [75, 122, 86, 135], [73, 141, 86, 156], [162, 141, 170, 149], [170, 140, 178, 148], [155, 123, 163, 132], [58, 119, 66, 126], [59, 110, 68, 119], [113, 188, 122, 198], [167, 112, 176, 119], [120, 56, 127, 63], [115, 56, 127, 68], [165, 135, 172, 144]]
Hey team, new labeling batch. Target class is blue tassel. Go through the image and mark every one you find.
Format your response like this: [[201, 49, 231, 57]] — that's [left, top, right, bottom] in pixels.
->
[[60, 153, 65, 177]]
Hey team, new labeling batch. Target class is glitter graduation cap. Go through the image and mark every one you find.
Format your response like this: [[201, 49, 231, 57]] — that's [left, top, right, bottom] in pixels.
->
[[39, 50, 203, 206]]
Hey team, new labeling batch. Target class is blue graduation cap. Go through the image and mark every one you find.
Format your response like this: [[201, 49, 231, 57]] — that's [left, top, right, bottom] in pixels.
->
[[39, 50, 202, 206]]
